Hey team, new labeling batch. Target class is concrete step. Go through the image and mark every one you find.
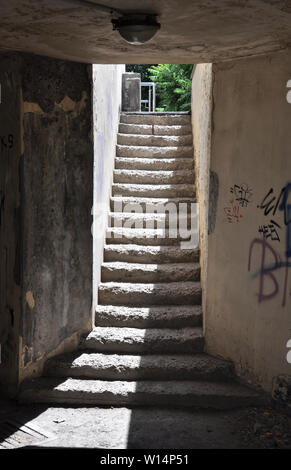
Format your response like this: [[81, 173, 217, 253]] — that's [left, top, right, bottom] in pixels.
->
[[116, 145, 193, 159], [117, 133, 192, 147], [98, 281, 201, 306], [19, 377, 266, 409], [115, 157, 194, 171], [113, 169, 195, 185], [81, 326, 204, 354], [119, 123, 192, 136], [120, 114, 191, 126], [106, 227, 196, 246], [95, 304, 202, 328], [101, 262, 200, 283], [104, 244, 199, 264], [108, 212, 193, 230], [110, 196, 196, 212], [112, 183, 195, 198], [44, 352, 234, 381]]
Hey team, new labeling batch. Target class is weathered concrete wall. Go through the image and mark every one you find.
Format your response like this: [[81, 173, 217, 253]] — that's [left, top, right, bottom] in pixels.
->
[[0, 53, 94, 391], [92, 64, 125, 314], [191, 64, 213, 326], [199, 50, 291, 392], [20, 55, 93, 382], [0, 55, 22, 395]]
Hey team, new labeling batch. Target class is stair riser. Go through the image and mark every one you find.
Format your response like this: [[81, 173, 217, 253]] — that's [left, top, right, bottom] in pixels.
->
[[112, 183, 195, 198], [116, 145, 193, 158], [117, 134, 192, 147], [119, 123, 192, 136], [110, 198, 196, 212], [113, 170, 195, 185], [82, 338, 204, 354], [115, 157, 194, 171], [45, 365, 233, 382], [98, 287, 202, 306], [18, 390, 264, 409], [109, 214, 194, 230], [104, 246, 199, 264], [101, 266, 200, 283], [120, 114, 191, 126], [95, 314, 202, 329], [95, 304, 202, 328], [106, 234, 196, 247]]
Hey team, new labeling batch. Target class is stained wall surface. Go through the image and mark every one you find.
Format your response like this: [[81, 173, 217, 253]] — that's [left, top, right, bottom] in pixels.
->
[[194, 51, 291, 391], [0, 53, 94, 390]]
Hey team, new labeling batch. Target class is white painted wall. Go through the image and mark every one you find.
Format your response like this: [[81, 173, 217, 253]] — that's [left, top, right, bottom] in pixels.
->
[[191, 64, 213, 329], [92, 64, 125, 318]]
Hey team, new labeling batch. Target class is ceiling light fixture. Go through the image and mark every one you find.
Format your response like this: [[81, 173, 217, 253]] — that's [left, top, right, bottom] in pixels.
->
[[60, 0, 160, 44], [112, 14, 160, 45]]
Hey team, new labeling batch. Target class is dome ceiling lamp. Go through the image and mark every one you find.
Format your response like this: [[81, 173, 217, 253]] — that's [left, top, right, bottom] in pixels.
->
[[59, 0, 160, 44]]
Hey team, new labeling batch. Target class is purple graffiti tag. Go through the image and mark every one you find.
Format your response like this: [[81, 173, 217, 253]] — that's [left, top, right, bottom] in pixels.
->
[[248, 237, 281, 304]]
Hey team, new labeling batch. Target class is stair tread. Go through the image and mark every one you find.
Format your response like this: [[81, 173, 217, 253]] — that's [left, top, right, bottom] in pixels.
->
[[104, 244, 199, 264], [109, 211, 191, 219], [114, 169, 193, 176], [83, 326, 204, 344], [101, 261, 200, 283], [86, 325, 203, 338], [104, 243, 199, 250], [102, 261, 200, 269], [99, 280, 201, 289], [112, 183, 195, 189], [113, 169, 194, 185], [101, 260, 199, 266], [111, 195, 196, 204], [112, 183, 195, 198], [120, 114, 191, 126], [106, 227, 195, 236], [98, 281, 201, 306], [106, 227, 197, 247], [117, 145, 193, 151]]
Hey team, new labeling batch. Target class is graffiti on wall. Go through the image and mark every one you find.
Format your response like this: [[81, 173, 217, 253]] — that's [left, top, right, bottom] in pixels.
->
[[248, 182, 291, 306], [0, 134, 13, 151], [256, 184, 291, 252], [248, 237, 291, 307], [224, 183, 252, 223], [230, 183, 253, 207]]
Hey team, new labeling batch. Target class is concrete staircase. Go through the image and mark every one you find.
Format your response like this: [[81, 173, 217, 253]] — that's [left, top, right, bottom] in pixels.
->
[[19, 113, 265, 408]]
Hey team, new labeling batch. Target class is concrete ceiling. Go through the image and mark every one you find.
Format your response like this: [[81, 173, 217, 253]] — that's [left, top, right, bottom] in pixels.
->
[[1, 0, 291, 63]]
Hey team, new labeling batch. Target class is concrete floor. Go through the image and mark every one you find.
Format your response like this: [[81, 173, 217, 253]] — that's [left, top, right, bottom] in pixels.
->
[[1, 398, 291, 449]]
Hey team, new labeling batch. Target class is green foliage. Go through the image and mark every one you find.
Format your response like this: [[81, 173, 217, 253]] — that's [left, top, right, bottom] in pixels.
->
[[148, 64, 194, 111], [126, 64, 194, 111]]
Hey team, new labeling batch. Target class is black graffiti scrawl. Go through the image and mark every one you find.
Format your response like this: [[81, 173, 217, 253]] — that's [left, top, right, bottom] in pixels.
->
[[257, 184, 291, 252], [230, 183, 253, 208]]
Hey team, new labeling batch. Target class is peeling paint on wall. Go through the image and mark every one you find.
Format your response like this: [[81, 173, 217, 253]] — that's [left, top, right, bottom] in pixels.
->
[[25, 291, 35, 309], [23, 102, 44, 115], [56, 91, 88, 117]]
